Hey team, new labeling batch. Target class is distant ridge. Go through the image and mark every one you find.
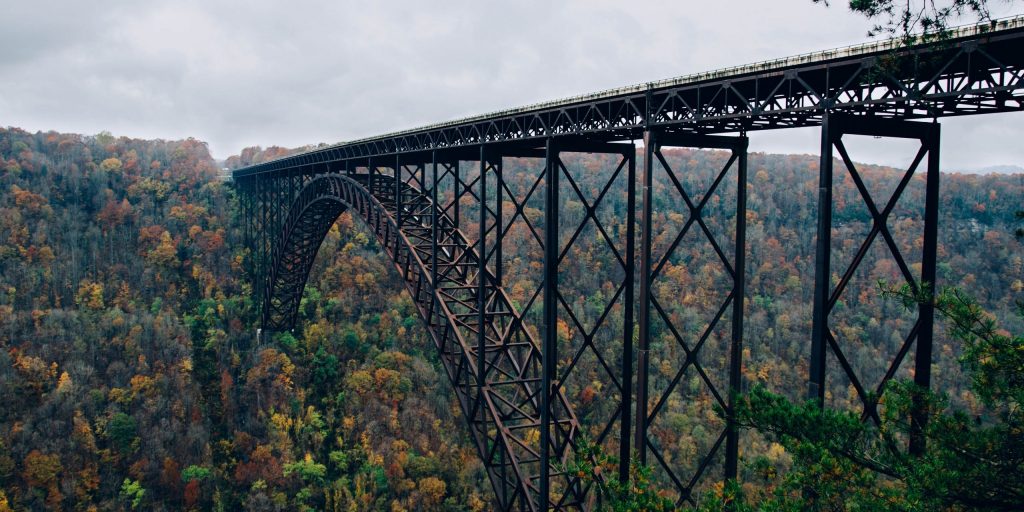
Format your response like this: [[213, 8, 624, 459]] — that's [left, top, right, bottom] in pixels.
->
[[978, 164, 1024, 174], [950, 164, 1024, 175]]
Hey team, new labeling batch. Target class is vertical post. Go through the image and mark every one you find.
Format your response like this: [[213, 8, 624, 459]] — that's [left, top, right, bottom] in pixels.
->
[[431, 152, 439, 291], [540, 138, 559, 510], [259, 177, 269, 322], [619, 146, 637, 481], [273, 175, 281, 247], [288, 170, 295, 212], [635, 130, 656, 465], [725, 137, 749, 481], [454, 160, 461, 231], [368, 156, 375, 198], [478, 146, 488, 391], [242, 178, 250, 270], [810, 114, 835, 405], [495, 157, 504, 286], [911, 123, 940, 455], [396, 155, 403, 228]]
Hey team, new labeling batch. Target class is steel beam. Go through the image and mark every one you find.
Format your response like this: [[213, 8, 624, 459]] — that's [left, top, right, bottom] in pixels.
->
[[912, 123, 940, 455], [725, 136, 748, 481], [619, 147, 637, 483], [635, 130, 656, 466], [540, 138, 558, 510], [809, 114, 834, 404]]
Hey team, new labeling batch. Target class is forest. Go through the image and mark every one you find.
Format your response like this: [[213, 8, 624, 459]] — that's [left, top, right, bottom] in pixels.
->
[[0, 126, 1020, 510]]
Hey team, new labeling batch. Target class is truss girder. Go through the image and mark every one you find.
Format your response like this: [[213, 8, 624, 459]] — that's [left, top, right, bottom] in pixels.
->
[[234, 23, 1024, 179]]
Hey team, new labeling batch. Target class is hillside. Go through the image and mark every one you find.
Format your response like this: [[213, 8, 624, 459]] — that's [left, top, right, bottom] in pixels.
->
[[0, 128, 1021, 510]]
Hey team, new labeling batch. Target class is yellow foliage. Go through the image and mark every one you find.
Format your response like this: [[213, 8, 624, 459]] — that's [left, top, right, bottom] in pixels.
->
[[99, 157, 123, 173], [56, 372, 73, 393], [468, 492, 488, 512], [347, 370, 373, 395], [523, 428, 540, 447], [72, 411, 97, 452], [417, 476, 446, 508], [556, 318, 572, 342], [0, 489, 12, 512], [129, 375, 156, 399], [374, 368, 401, 391], [108, 387, 130, 405], [75, 280, 104, 310], [147, 231, 179, 268], [270, 412, 293, 435]]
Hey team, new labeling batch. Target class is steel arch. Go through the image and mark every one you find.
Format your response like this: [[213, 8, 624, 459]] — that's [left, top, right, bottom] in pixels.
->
[[262, 172, 584, 511]]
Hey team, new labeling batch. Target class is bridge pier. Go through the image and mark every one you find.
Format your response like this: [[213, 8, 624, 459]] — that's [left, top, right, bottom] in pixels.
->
[[635, 129, 749, 504], [809, 113, 940, 455]]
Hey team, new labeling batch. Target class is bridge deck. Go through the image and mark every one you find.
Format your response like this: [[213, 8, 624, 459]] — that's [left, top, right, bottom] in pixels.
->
[[234, 15, 1024, 178]]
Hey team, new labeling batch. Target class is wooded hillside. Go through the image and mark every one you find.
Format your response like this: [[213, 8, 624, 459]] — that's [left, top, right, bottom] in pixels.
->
[[0, 127, 1020, 510]]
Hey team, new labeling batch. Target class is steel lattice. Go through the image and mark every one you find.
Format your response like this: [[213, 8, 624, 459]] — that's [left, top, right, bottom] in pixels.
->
[[260, 171, 582, 511], [231, 21, 1024, 512]]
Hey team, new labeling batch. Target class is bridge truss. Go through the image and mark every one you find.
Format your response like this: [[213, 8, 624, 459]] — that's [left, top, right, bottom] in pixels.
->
[[234, 17, 1024, 511]]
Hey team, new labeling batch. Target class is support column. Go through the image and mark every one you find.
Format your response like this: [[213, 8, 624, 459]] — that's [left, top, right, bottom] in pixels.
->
[[431, 151, 439, 291], [287, 170, 295, 224], [242, 178, 251, 274], [259, 177, 270, 325], [478, 146, 488, 393], [725, 137, 749, 481], [368, 156, 375, 198], [635, 129, 656, 465], [396, 154, 403, 228], [495, 157, 504, 286], [911, 123, 940, 455], [619, 146, 637, 482], [448, 160, 456, 231], [809, 114, 833, 405], [540, 138, 559, 510]]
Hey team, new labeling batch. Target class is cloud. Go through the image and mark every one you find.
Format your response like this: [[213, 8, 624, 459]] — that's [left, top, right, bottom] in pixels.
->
[[0, 0, 1020, 170]]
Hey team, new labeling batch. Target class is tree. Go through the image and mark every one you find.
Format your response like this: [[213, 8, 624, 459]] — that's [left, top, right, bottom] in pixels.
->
[[107, 412, 138, 453], [562, 439, 675, 512], [708, 283, 1024, 511], [21, 451, 62, 490], [120, 478, 146, 510], [812, 0, 1014, 40]]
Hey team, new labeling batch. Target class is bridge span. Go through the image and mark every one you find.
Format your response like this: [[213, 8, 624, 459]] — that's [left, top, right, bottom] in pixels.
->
[[233, 17, 1024, 511]]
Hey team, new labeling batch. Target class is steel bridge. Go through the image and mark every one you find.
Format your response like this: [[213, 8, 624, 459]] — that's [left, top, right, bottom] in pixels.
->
[[233, 17, 1024, 511]]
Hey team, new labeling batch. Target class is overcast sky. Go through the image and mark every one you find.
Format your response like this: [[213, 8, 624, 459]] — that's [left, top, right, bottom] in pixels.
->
[[1, 0, 1021, 170]]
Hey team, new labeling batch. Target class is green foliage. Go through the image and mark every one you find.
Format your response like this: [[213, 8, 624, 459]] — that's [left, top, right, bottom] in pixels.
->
[[283, 455, 327, 485], [563, 439, 675, 511], [717, 282, 1024, 511], [120, 478, 145, 509], [885, 283, 1024, 411], [107, 413, 138, 453], [181, 465, 212, 483], [275, 331, 298, 350]]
